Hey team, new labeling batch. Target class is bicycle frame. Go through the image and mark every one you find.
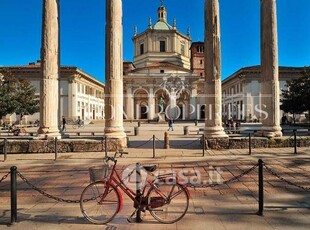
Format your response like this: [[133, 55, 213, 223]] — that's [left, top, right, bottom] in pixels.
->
[[100, 160, 183, 213]]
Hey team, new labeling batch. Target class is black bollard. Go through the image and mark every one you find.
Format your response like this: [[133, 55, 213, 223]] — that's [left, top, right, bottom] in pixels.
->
[[54, 137, 58, 161], [152, 135, 155, 158], [293, 129, 297, 154], [257, 159, 264, 216], [10, 166, 17, 225], [135, 163, 142, 222], [195, 120, 198, 126], [138, 121, 141, 127], [249, 133, 252, 155]]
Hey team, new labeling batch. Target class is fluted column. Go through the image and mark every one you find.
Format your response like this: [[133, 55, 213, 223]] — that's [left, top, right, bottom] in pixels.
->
[[125, 87, 134, 120], [37, 0, 61, 138], [204, 0, 228, 138], [258, 0, 282, 137], [104, 0, 127, 144]]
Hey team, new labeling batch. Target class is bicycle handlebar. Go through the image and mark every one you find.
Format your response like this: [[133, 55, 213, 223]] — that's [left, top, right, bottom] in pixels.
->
[[104, 151, 128, 163]]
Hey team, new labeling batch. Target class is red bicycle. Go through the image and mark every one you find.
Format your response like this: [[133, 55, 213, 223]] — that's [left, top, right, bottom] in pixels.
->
[[80, 151, 189, 224]]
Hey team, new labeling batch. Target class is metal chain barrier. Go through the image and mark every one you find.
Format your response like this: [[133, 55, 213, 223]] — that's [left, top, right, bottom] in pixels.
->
[[263, 163, 310, 192], [186, 164, 258, 188], [283, 134, 294, 147], [129, 137, 153, 148], [17, 171, 81, 203], [169, 137, 201, 148], [155, 136, 166, 145], [0, 171, 10, 183]]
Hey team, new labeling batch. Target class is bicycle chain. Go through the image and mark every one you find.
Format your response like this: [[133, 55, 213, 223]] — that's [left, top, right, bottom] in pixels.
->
[[185, 164, 258, 188], [263, 164, 310, 192], [17, 171, 81, 203], [0, 171, 10, 183]]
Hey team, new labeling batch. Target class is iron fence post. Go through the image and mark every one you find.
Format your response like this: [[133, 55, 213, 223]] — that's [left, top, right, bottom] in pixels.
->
[[4, 138, 7, 162], [249, 133, 252, 155], [135, 163, 142, 222], [153, 135, 155, 158], [202, 134, 205, 157], [293, 129, 297, 154], [257, 159, 264, 216], [54, 137, 58, 161], [10, 166, 17, 225], [105, 136, 107, 157]]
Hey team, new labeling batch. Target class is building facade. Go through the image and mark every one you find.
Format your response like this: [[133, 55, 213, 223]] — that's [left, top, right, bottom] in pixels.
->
[[222, 66, 306, 122], [0, 61, 105, 124], [123, 3, 307, 122], [123, 4, 205, 120]]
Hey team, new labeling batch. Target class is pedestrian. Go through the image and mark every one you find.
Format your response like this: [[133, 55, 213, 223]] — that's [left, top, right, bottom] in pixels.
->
[[77, 116, 81, 127], [168, 118, 174, 131], [62, 116, 67, 132]]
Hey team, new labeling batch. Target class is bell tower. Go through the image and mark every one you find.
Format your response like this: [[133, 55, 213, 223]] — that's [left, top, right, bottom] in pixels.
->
[[158, 1, 167, 22]]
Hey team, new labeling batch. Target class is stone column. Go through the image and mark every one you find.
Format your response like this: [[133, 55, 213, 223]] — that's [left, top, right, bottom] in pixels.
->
[[125, 87, 134, 120], [257, 0, 282, 137], [148, 88, 155, 120], [37, 0, 61, 138], [204, 0, 228, 138], [104, 0, 127, 146]]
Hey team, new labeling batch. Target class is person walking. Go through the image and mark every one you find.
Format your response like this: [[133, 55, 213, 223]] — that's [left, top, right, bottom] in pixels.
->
[[168, 118, 174, 131], [62, 116, 67, 132]]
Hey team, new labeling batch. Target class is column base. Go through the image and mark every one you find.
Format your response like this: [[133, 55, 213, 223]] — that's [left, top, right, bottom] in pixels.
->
[[255, 126, 282, 138], [37, 127, 61, 139], [104, 127, 127, 148], [204, 126, 229, 138]]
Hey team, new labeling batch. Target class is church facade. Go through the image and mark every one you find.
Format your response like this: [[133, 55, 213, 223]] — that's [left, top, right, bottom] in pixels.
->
[[123, 4, 205, 121]]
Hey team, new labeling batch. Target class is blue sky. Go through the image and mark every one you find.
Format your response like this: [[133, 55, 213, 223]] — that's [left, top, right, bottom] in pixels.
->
[[0, 0, 309, 83]]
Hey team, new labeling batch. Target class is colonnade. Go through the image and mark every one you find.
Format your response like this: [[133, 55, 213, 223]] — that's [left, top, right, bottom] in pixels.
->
[[38, 0, 282, 144]]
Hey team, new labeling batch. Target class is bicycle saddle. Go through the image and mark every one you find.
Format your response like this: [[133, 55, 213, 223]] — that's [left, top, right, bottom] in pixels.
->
[[143, 165, 157, 172]]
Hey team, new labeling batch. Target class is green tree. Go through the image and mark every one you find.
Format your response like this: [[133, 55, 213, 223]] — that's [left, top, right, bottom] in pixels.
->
[[15, 79, 40, 123], [0, 69, 39, 124], [281, 66, 310, 123], [0, 69, 19, 120]]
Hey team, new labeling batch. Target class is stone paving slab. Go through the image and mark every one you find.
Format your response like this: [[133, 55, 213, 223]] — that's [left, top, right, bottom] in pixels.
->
[[1, 147, 310, 229]]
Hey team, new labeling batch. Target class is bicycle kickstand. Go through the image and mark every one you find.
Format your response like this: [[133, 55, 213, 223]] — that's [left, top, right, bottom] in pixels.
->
[[127, 209, 143, 223]]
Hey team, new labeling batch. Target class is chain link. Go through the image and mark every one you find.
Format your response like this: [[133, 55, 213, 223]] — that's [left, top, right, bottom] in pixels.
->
[[0, 171, 10, 183], [263, 164, 310, 192], [129, 137, 153, 148], [185, 164, 258, 188], [17, 171, 80, 203], [155, 137, 166, 144], [169, 138, 201, 148]]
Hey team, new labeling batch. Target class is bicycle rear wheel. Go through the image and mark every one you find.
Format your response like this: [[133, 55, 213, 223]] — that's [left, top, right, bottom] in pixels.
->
[[80, 181, 120, 224], [148, 183, 189, 224]]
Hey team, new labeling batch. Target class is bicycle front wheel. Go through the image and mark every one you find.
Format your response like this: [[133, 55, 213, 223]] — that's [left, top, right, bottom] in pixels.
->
[[148, 183, 189, 224], [80, 181, 120, 224]]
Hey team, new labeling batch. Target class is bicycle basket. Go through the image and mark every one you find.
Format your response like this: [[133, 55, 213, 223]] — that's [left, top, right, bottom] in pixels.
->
[[89, 165, 112, 182]]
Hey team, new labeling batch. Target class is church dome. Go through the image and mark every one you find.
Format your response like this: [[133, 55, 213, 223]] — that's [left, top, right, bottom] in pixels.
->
[[153, 21, 172, 30]]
